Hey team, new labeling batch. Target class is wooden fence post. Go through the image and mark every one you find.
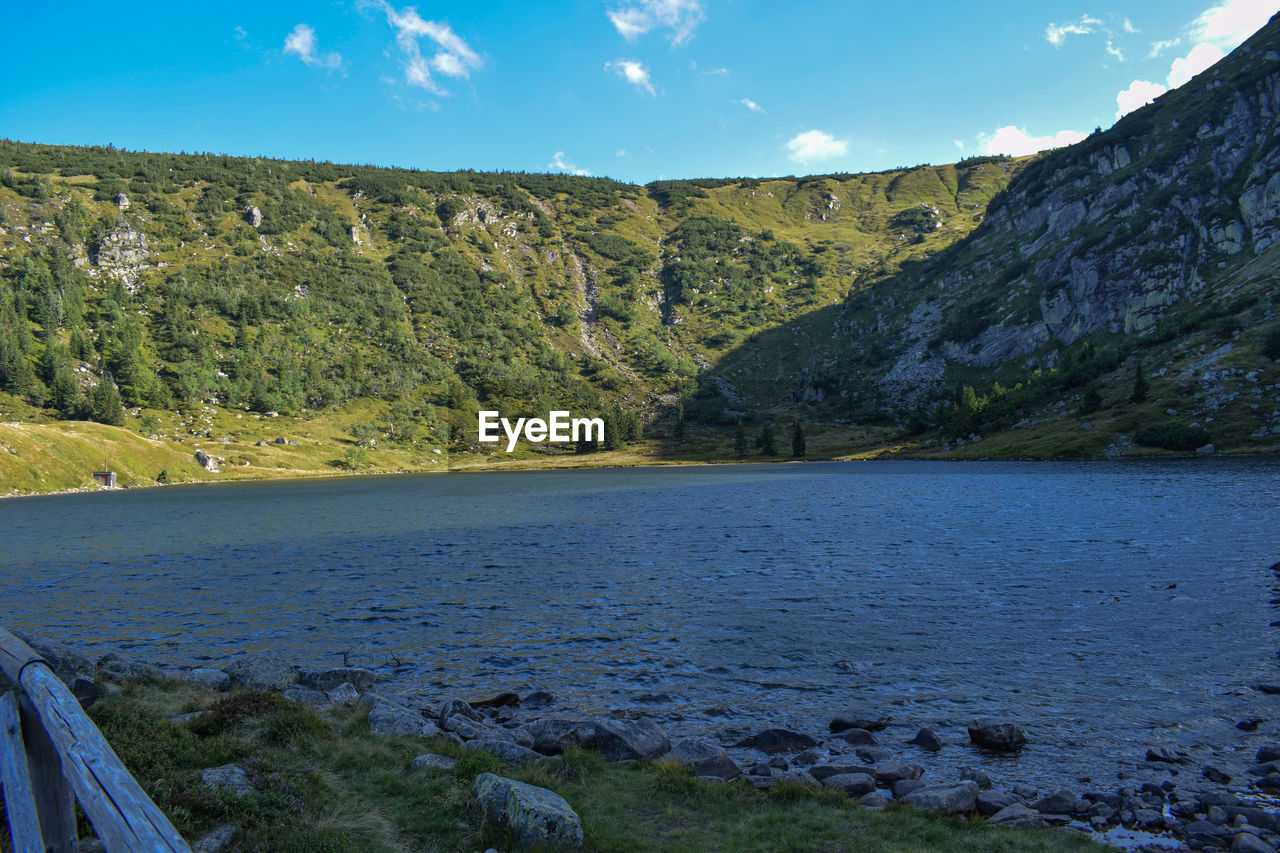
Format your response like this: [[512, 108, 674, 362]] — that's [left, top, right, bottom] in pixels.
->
[[0, 691, 47, 853]]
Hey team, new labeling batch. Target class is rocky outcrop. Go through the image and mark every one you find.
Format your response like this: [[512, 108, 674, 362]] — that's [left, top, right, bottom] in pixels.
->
[[473, 773, 583, 849], [92, 222, 150, 292]]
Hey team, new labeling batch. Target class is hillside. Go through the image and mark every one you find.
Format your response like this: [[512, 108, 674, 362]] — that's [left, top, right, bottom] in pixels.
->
[[2, 17, 1279, 491], [714, 14, 1280, 458]]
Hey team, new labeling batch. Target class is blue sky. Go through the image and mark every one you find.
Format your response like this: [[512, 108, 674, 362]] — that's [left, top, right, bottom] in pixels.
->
[[1, 0, 1275, 184]]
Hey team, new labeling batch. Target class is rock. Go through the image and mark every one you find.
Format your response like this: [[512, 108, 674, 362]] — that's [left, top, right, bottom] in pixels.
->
[[594, 718, 670, 762], [192, 826, 235, 853], [1146, 745, 1189, 764], [194, 450, 219, 472], [821, 772, 876, 796], [411, 753, 456, 772], [1256, 744, 1280, 764], [246, 206, 262, 228], [1196, 443, 1216, 456], [522, 691, 555, 709], [1032, 788, 1080, 815], [171, 711, 207, 725], [830, 709, 890, 732], [224, 656, 298, 691], [440, 698, 483, 724], [967, 720, 1026, 751], [201, 764, 253, 797], [835, 728, 876, 746], [465, 739, 543, 764], [1204, 765, 1233, 784], [115, 192, 129, 211], [471, 691, 521, 708], [977, 789, 1020, 816], [525, 718, 597, 755], [908, 727, 941, 751], [1255, 683, 1280, 695], [988, 803, 1049, 829], [273, 436, 287, 444], [860, 792, 889, 809], [96, 653, 161, 683], [809, 764, 874, 782], [442, 713, 489, 740], [473, 773, 583, 849], [958, 766, 992, 790], [734, 728, 819, 754], [70, 675, 99, 707], [855, 746, 892, 764], [874, 759, 924, 784], [776, 769, 819, 786], [892, 778, 927, 799], [185, 668, 231, 691], [666, 738, 741, 780], [367, 699, 441, 738], [300, 667, 376, 693], [281, 686, 328, 707], [1134, 808, 1165, 830], [1239, 718, 1267, 731], [901, 781, 980, 815], [326, 682, 360, 707], [1233, 832, 1276, 853]]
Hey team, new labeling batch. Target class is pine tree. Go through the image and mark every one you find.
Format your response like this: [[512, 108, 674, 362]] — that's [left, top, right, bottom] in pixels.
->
[[791, 420, 806, 458], [760, 423, 777, 456], [733, 421, 748, 458], [92, 372, 125, 426], [1079, 385, 1102, 415], [1131, 358, 1148, 403]]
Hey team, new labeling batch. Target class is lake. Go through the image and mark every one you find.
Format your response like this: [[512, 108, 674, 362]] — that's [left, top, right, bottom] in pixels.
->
[[4, 459, 1279, 789]]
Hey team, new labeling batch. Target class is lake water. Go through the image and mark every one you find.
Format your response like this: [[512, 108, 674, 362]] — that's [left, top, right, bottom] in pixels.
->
[[4, 460, 1279, 790]]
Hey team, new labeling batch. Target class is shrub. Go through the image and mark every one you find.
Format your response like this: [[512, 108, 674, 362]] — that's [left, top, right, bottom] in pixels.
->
[[1132, 421, 1211, 451]]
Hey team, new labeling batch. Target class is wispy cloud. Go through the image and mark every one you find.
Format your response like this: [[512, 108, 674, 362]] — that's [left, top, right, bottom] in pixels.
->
[[606, 59, 656, 95], [368, 1, 482, 94], [1105, 40, 1125, 60], [979, 125, 1087, 156], [1045, 15, 1102, 46], [607, 0, 704, 46], [785, 130, 848, 165], [735, 97, 765, 114], [549, 152, 590, 176], [283, 24, 342, 69], [1147, 37, 1181, 57]]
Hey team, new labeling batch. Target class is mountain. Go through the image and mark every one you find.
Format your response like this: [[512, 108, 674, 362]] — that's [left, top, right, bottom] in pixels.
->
[[1, 15, 1278, 486], [712, 13, 1280, 456]]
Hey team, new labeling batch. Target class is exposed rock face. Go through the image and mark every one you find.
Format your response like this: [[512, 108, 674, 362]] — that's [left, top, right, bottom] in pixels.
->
[[246, 206, 262, 228], [92, 222, 150, 292], [473, 773, 583, 849], [114, 192, 129, 210], [194, 450, 219, 472]]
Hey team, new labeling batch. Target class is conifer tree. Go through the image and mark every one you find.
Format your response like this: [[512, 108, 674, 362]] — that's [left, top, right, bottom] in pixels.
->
[[733, 421, 748, 458], [1131, 358, 1148, 403], [92, 372, 125, 426], [760, 423, 777, 456], [791, 420, 806, 458]]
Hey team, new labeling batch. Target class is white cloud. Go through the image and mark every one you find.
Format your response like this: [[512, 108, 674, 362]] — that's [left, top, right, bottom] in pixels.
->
[[606, 0, 704, 46], [980, 125, 1088, 156], [735, 97, 765, 114], [785, 130, 848, 165], [1115, 79, 1167, 117], [283, 24, 342, 69], [1191, 0, 1276, 46], [1147, 37, 1181, 57], [606, 59, 656, 95], [616, 149, 628, 157], [953, 139, 965, 151], [1123, 16, 1139, 33], [1106, 40, 1125, 60], [370, 1, 482, 94], [1045, 15, 1102, 46], [549, 152, 590, 176], [1167, 41, 1227, 87]]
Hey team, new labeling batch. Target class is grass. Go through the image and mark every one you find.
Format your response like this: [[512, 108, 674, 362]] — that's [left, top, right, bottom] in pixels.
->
[[50, 677, 1108, 852]]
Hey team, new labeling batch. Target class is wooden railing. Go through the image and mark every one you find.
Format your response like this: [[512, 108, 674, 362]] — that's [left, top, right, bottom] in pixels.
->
[[0, 629, 190, 852]]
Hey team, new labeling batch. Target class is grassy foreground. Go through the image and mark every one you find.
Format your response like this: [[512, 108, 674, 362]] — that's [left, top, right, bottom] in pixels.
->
[[12, 677, 1109, 853]]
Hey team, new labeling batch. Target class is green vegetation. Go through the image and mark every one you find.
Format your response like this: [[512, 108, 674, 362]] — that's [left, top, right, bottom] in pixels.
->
[[59, 676, 1105, 852], [1132, 421, 1212, 452]]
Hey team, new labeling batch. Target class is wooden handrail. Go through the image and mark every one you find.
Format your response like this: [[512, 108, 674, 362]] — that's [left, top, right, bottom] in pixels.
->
[[0, 629, 191, 852], [0, 691, 45, 853]]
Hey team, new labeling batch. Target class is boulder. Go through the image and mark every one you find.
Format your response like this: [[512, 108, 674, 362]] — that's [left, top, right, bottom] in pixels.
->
[[201, 764, 253, 797], [821, 772, 876, 796], [734, 728, 819, 754], [958, 766, 992, 789], [989, 803, 1049, 829], [1256, 744, 1280, 764], [465, 739, 543, 764], [1146, 745, 1189, 764], [224, 656, 298, 691], [835, 727, 876, 746], [830, 708, 891, 732], [440, 698, 484, 724], [874, 760, 924, 784], [908, 727, 941, 751], [281, 686, 328, 707], [473, 773, 583, 849], [185, 668, 231, 691], [861, 792, 890, 809], [411, 753, 456, 772], [194, 450, 219, 472], [892, 778, 927, 799], [471, 691, 521, 708], [525, 718, 597, 755], [1232, 832, 1277, 853], [367, 699, 441, 738], [326, 683, 360, 707], [666, 738, 741, 780], [1031, 788, 1080, 815], [855, 746, 892, 764], [300, 667, 376, 693], [967, 720, 1026, 751], [192, 825, 235, 853], [246, 206, 262, 228], [442, 714, 488, 740], [809, 764, 874, 782], [594, 718, 671, 762], [976, 789, 1020, 816], [522, 691, 555, 709], [901, 781, 980, 815]]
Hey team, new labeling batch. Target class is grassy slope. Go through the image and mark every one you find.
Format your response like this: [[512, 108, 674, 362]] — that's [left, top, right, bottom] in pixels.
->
[[55, 677, 1104, 853]]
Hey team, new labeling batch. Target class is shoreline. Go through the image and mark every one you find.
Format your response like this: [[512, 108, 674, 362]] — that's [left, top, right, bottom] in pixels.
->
[[18, 631, 1280, 852]]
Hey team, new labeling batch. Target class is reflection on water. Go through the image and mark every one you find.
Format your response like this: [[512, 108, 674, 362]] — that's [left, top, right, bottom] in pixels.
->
[[4, 460, 1279, 787]]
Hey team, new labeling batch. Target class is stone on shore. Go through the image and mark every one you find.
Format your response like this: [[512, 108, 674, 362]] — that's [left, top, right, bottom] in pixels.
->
[[474, 773, 583, 849], [958, 766, 992, 789], [300, 667, 376, 693], [1146, 745, 1189, 764], [873, 759, 924, 784], [225, 656, 299, 691], [1256, 744, 1280, 764], [809, 764, 874, 782], [829, 708, 890, 733], [1232, 832, 1278, 853], [835, 727, 876, 746], [989, 803, 1049, 829], [1031, 788, 1080, 815], [594, 718, 671, 762], [967, 720, 1026, 751], [193, 825, 236, 853], [466, 738, 543, 764], [367, 699, 441, 738], [901, 781, 980, 815], [327, 682, 360, 707], [282, 686, 328, 707], [976, 789, 1020, 816], [411, 753, 456, 772], [821, 772, 876, 796], [892, 778, 927, 799], [185, 668, 231, 691], [734, 728, 819, 754], [525, 719, 597, 755], [908, 727, 941, 751], [666, 738, 742, 780], [470, 691, 521, 708]]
